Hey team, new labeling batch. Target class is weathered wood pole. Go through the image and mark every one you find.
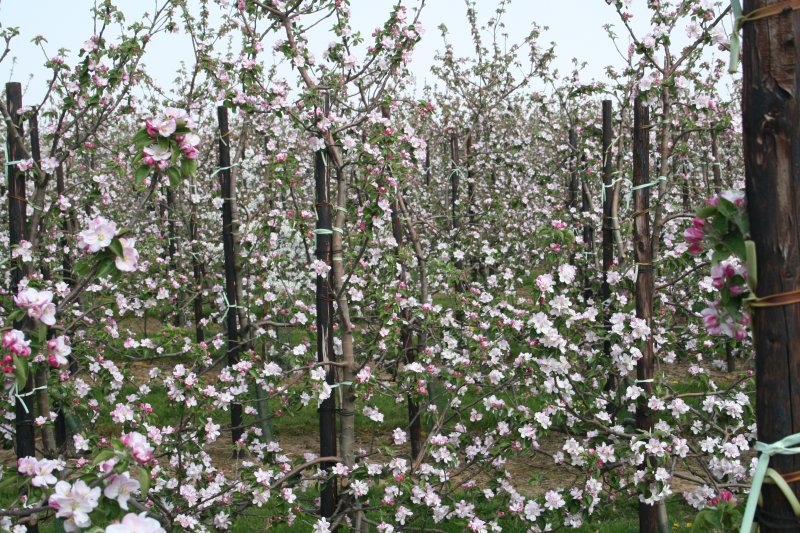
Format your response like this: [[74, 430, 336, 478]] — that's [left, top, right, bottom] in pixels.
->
[[189, 209, 205, 343], [6, 82, 38, 533], [314, 112, 338, 519], [742, 2, 800, 529], [217, 106, 244, 449], [633, 95, 657, 533]]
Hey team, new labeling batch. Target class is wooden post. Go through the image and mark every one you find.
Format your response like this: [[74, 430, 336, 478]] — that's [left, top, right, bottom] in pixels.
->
[[217, 106, 244, 450], [742, 2, 800, 529], [314, 99, 337, 519], [165, 185, 182, 327], [601, 100, 617, 417], [633, 95, 657, 533], [6, 82, 39, 533], [189, 210, 205, 343]]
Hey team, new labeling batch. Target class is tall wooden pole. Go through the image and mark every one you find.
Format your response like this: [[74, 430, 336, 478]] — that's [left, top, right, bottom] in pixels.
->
[[633, 95, 657, 533], [217, 106, 244, 449], [6, 82, 38, 533], [315, 97, 337, 519], [601, 100, 617, 417], [742, 2, 800, 529]]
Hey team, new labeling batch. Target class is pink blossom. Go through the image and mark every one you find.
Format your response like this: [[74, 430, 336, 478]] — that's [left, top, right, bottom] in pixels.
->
[[14, 287, 56, 326], [3, 329, 31, 356], [47, 336, 72, 367], [142, 144, 172, 169], [78, 216, 119, 253], [114, 238, 139, 272], [121, 431, 154, 464], [49, 479, 101, 531], [105, 513, 166, 533]]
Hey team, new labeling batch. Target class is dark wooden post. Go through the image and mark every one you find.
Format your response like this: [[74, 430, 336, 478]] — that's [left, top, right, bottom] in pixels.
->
[[165, 185, 181, 326], [6, 82, 38, 533], [217, 106, 244, 450], [633, 95, 657, 533], [742, 2, 800, 529], [190, 211, 205, 344], [314, 99, 337, 519]]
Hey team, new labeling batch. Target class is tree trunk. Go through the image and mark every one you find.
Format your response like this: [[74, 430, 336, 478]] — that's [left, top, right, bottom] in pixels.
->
[[742, 2, 800, 529], [601, 100, 617, 418], [217, 106, 244, 452], [633, 96, 658, 533]]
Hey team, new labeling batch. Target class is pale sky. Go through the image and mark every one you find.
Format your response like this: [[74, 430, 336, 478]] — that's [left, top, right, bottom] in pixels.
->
[[0, 0, 736, 104]]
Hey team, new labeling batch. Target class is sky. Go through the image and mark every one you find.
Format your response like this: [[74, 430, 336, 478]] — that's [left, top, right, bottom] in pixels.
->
[[0, 0, 737, 104]]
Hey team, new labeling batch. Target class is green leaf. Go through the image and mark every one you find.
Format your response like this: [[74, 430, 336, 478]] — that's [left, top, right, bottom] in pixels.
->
[[695, 206, 717, 219], [137, 465, 151, 494], [180, 157, 197, 178], [711, 213, 728, 236], [722, 234, 746, 261], [74, 257, 92, 277], [8, 308, 25, 323], [109, 238, 124, 258], [716, 197, 736, 218], [97, 257, 116, 278], [132, 129, 151, 148], [167, 167, 181, 188], [90, 448, 116, 467], [134, 165, 150, 185], [13, 355, 28, 391]]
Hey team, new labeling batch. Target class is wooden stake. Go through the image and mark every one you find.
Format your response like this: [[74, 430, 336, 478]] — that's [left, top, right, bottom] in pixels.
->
[[742, 2, 800, 528]]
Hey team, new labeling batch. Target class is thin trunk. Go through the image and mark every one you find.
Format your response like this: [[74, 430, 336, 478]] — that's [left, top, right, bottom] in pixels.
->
[[217, 106, 244, 451], [28, 112, 57, 458], [165, 185, 183, 327], [386, 111, 422, 462], [633, 96, 657, 533], [601, 100, 617, 419]]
